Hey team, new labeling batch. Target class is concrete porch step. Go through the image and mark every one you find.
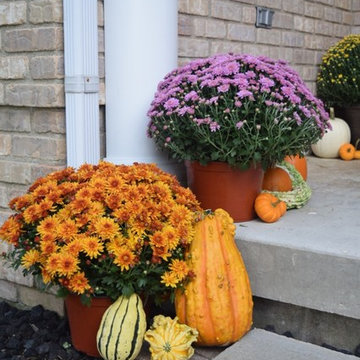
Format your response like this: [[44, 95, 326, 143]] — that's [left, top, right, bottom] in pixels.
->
[[214, 329, 358, 360], [236, 156, 360, 321]]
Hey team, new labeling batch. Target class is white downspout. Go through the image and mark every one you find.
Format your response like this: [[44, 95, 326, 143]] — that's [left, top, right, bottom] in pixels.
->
[[104, 0, 183, 180], [63, 0, 100, 168]]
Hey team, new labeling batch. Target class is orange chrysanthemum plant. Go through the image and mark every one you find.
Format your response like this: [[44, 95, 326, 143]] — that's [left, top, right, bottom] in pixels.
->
[[0, 162, 201, 305]]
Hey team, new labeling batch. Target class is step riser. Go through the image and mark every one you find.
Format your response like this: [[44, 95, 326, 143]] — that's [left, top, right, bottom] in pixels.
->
[[253, 297, 360, 356]]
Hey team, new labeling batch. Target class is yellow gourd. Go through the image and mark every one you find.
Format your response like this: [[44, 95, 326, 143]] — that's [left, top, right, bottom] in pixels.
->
[[144, 315, 198, 360]]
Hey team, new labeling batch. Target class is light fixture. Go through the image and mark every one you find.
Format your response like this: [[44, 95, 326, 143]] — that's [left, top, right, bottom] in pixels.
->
[[255, 6, 274, 29]]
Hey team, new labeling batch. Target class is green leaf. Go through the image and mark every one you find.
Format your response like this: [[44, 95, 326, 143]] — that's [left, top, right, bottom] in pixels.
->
[[211, 151, 220, 160], [122, 284, 134, 297]]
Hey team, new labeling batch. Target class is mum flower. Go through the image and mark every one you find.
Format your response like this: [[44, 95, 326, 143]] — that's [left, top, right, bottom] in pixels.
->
[[147, 53, 330, 169], [0, 162, 201, 304]]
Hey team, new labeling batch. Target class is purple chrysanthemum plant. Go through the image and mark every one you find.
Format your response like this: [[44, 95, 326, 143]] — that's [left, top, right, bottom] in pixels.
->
[[147, 53, 331, 169]]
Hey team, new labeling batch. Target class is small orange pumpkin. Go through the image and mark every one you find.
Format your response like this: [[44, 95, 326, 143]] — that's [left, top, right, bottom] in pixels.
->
[[262, 155, 307, 192], [354, 139, 360, 159], [254, 193, 287, 223], [339, 143, 355, 160]]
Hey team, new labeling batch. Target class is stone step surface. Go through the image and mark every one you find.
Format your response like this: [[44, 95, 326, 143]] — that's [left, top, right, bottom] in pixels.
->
[[236, 156, 360, 320], [213, 329, 359, 360]]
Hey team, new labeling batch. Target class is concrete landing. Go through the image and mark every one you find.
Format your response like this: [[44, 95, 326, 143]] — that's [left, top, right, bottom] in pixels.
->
[[214, 329, 358, 360], [236, 156, 360, 320]]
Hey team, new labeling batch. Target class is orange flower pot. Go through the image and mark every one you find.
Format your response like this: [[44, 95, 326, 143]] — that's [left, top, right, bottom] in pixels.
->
[[185, 161, 264, 222], [65, 295, 113, 357]]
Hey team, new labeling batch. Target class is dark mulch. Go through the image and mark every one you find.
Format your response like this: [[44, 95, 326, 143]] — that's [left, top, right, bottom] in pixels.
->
[[0, 301, 98, 360]]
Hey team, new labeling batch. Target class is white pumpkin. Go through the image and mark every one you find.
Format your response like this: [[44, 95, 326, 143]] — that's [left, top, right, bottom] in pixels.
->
[[311, 108, 351, 158]]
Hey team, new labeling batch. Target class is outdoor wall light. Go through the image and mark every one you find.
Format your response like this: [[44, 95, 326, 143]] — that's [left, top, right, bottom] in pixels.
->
[[255, 6, 274, 29]]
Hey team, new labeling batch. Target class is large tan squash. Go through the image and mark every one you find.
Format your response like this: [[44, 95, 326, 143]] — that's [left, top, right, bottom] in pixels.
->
[[175, 209, 253, 346]]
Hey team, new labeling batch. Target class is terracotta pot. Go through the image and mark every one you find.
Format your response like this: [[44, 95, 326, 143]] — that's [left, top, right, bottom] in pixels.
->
[[337, 105, 360, 146], [185, 161, 264, 222], [65, 295, 113, 357]]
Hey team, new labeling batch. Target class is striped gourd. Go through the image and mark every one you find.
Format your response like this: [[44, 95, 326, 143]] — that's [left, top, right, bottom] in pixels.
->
[[264, 161, 312, 209], [96, 293, 146, 360]]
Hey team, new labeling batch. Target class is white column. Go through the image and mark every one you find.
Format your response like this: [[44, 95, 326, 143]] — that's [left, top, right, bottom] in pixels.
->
[[63, 0, 100, 168], [104, 0, 184, 180]]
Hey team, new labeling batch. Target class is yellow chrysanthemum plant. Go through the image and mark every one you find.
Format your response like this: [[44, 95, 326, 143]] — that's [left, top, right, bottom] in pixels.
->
[[0, 162, 201, 305], [317, 34, 360, 107]]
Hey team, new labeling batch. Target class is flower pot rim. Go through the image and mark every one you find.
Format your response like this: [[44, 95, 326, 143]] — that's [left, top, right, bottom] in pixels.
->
[[185, 160, 262, 171]]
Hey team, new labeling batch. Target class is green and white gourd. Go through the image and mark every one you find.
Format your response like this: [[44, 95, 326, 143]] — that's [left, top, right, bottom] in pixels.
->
[[97, 293, 146, 360], [264, 161, 311, 209]]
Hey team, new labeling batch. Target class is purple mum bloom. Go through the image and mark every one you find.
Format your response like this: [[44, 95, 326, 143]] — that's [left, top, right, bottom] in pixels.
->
[[224, 61, 240, 75], [245, 70, 256, 79], [210, 121, 220, 132], [184, 90, 199, 102], [236, 121, 244, 129], [206, 96, 219, 105], [237, 90, 253, 99], [218, 84, 230, 93], [164, 98, 179, 110], [259, 77, 275, 88], [281, 86, 295, 97], [293, 112, 302, 125]]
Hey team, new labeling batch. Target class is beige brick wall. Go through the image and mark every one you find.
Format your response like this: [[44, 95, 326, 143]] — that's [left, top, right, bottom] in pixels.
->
[[178, 0, 357, 93], [0, 0, 104, 311]]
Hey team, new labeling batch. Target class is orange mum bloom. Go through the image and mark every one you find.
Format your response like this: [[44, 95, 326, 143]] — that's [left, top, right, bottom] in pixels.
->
[[150, 231, 167, 248], [0, 216, 22, 244], [113, 246, 136, 271], [45, 253, 61, 275], [94, 217, 119, 240], [105, 192, 123, 210], [56, 219, 78, 242], [169, 205, 192, 227], [106, 176, 124, 192], [9, 194, 32, 211], [75, 186, 93, 200], [82, 236, 104, 258], [40, 240, 58, 256], [162, 225, 179, 250], [112, 208, 131, 223], [21, 249, 42, 269], [68, 272, 91, 294], [169, 259, 189, 281], [40, 232, 56, 243], [23, 204, 41, 224], [57, 253, 79, 276], [153, 245, 170, 261], [65, 238, 83, 257], [161, 271, 179, 288], [41, 268, 53, 284], [70, 197, 91, 213], [37, 217, 59, 237]]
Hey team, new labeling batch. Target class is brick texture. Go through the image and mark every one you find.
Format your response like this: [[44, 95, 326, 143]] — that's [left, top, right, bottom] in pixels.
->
[[0, 2, 26, 26], [3, 27, 63, 52], [29, 0, 63, 24], [0, 56, 28, 79], [178, 0, 356, 94]]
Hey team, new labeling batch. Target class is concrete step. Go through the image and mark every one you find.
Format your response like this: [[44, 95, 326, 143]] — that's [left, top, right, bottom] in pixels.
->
[[236, 156, 360, 320], [233, 157, 360, 352], [214, 329, 358, 360]]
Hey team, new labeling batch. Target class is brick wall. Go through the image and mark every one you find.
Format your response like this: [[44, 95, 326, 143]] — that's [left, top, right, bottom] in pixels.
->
[[0, 0, 104, 313], [178, 0, 358, 93]]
